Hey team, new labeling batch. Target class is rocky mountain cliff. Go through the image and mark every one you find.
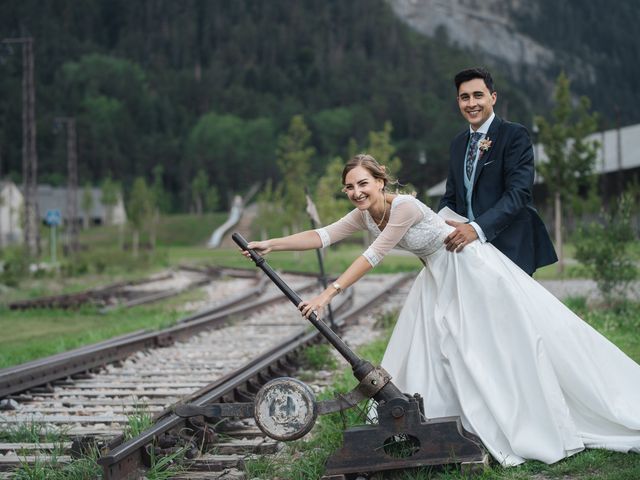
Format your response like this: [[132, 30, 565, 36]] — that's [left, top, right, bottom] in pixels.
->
[[388, 0, 553, 70], [387, 0, 635, 125]]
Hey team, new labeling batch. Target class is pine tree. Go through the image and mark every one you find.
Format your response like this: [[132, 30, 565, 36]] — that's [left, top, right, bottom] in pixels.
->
[[315, 156, 350, 226], [276, 115, 315, 232], [191, 169, 209, 215], [128, 177, 154, 257], [365, 122, 402, 181], [535, 72, 599, 274]]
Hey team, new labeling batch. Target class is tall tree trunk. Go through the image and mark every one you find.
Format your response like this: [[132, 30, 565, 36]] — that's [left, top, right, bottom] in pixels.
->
[[22, 38, 40, 257], [118, 222, 125, 251], [132, 229, 139, 258], [0, 198, 4, 249], [150, 210, 159, 250], [65, 118, 79, 254], [555, 192, 564, 275]]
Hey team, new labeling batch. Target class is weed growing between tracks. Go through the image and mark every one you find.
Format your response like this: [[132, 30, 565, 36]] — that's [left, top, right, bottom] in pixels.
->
[[4, 407, 180, 479], [245, 301, 640, 479], [0, 420, 65, 443], [123, 403, 154, 440], [144, 446, 188, 480], [2, 424, 102, 479]]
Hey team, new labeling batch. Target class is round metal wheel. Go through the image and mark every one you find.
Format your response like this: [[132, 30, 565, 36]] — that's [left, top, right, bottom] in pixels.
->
[[254, 377, 318, 441]]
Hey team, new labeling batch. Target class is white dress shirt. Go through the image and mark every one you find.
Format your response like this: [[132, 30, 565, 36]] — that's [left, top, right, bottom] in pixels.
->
[[467, 112, 495, 243]]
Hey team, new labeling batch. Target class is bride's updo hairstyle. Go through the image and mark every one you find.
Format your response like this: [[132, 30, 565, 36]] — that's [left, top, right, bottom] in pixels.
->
[[342, 154, 395, 190]]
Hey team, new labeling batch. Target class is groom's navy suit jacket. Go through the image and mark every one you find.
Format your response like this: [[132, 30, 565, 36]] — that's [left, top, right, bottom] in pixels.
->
[[438, 116, 557, 275]]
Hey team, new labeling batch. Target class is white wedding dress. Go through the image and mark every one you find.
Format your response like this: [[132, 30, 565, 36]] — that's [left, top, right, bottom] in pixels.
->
[[316, 194, 640, 466]]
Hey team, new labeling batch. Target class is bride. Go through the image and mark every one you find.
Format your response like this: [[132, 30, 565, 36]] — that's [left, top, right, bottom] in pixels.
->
[[244, 153, 640, 466]]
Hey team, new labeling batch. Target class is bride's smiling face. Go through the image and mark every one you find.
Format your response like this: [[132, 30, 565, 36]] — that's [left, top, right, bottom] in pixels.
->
[[342, 166, 384, 211]]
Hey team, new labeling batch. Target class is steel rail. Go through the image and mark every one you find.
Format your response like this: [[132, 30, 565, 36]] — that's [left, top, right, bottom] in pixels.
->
[[0, 279, 321, 399], [177, 275, 270, 324], [98, 276, 213, 313], [6, 266, 319, 311], [6, 273, 176, 310], [98, 273, 412, 479]]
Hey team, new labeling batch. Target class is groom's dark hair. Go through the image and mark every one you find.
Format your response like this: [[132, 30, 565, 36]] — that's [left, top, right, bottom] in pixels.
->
[[454, 68, 495, 93]]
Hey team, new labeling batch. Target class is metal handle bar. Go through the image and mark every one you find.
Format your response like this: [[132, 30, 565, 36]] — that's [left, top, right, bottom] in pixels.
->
[[232, 233, 363, 368]]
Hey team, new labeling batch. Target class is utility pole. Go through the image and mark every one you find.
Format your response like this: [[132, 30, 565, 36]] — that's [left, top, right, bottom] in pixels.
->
[[2, 36, 40, 256], [55, 117, 79, 253]]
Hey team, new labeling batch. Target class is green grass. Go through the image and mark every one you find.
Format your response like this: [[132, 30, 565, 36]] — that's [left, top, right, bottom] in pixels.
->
[[0, 213, 227, 300], [0, 421, 66, 443], [144, 446, 187, 479], [0, 287, 206, 368], [175, 243, 425, 274], [123, 403, 154, 441], [8, 443, 102, 479], [300, 344, 339, 371], [532, 261, 590, 280], [0, 422, 102, 480], [78, 212, 227, 249]]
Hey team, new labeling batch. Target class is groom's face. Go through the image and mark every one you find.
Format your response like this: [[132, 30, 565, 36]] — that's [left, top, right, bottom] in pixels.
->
[[457, 78, 497, 130]]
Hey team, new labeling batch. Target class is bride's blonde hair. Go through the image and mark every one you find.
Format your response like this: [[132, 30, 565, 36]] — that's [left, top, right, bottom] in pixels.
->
[[341, 154, 396, 190]]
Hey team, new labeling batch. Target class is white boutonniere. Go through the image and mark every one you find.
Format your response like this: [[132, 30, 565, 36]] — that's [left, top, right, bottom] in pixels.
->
[[478, 137, 492, 152]]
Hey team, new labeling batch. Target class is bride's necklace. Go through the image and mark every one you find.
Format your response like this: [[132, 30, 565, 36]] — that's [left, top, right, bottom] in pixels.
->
[[373, 195, 387, 228]]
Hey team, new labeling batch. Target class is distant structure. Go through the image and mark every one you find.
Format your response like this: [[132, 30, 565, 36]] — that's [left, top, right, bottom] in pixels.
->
[[35, 185, 127, 227], [208, 195, 243, 248], [0, 180, 24, 246], [427, 122, 640, 202]]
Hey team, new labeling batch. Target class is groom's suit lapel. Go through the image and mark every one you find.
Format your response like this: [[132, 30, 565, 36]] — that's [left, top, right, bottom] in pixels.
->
[[454, 131, 470, 198], [471, 116, 502, 190]]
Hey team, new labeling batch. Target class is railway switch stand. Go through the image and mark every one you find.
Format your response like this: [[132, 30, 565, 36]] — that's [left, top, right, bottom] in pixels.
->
[[175, 233, 487, 478]]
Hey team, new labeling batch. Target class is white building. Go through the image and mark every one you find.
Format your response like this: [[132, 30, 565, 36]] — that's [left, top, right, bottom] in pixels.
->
[[0, 180, 24, 246], [35, 185, 127, 227]]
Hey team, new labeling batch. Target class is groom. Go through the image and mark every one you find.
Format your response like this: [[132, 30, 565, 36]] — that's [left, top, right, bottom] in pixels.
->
[[438, 67, 557, 275]]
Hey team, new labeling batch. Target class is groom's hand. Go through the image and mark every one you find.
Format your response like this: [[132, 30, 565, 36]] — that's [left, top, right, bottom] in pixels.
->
[[444, 221, 478, 252]]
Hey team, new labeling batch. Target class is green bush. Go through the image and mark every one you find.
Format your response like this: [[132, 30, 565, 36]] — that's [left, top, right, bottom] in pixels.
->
[[0, 247, 29, 286], [574, 193, 637, 303], [60, 258, 90, 277]]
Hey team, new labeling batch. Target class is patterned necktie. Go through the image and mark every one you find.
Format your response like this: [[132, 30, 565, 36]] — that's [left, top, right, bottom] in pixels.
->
[[465, 132, 482, 180]]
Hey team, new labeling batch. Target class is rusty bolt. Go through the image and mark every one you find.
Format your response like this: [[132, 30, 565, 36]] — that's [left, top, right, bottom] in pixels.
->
[[391, 406, 405, 418]]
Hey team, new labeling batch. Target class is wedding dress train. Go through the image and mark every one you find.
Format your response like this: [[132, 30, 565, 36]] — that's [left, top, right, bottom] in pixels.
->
[[317, 194, 640, 466]]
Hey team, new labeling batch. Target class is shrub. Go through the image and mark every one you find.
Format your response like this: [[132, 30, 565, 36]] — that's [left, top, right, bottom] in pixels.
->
[[0, 247, 29, 286], [574, 193, 637, 303]]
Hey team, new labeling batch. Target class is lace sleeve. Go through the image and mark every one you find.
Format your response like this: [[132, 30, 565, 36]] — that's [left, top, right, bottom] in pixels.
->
[[363, 199, 423, 266], [315, 208, 366, 247]]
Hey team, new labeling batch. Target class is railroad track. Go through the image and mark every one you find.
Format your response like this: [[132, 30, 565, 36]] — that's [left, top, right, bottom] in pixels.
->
[[5, 265, 266, 311], [0, 272, 415, 479]]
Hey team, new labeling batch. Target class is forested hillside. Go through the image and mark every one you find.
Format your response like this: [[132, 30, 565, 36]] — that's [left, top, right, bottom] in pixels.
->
[[511, 0, 639, 127], [1, 0, 633, 211], [0, 0, 532, 209]]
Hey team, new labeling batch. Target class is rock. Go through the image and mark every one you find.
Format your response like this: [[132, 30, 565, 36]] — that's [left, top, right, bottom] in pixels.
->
[[0, 399, 19, 410]]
